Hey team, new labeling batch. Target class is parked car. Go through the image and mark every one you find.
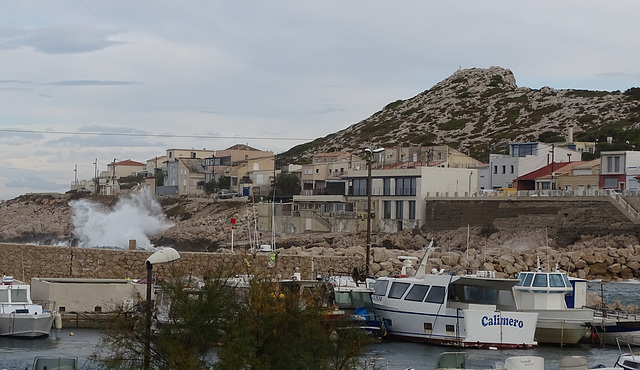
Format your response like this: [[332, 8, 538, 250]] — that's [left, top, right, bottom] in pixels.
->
[[217, 189, 237, 199]]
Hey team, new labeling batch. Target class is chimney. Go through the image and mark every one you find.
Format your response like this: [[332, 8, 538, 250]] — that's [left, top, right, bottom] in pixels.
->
[[567, 127, 574, 144]]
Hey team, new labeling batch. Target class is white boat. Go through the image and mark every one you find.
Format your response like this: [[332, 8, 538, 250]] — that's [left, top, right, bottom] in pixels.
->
[[33, 356, 78, 370], [435, 351, 544, 370], [588, 309, 640, 346], [329, 275, 387, 340], [613, 339, 640, 370], [371, 246, 538, 349], [513, 263, 593, 345], [0, 275, 55, 338]]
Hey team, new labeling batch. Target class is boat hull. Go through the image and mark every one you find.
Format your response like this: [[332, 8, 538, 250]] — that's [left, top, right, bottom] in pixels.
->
[[524, 310, 592, 345], [0, 312, 54, 338], [589, 319, 640, 346], [376, 306, 538, 349]]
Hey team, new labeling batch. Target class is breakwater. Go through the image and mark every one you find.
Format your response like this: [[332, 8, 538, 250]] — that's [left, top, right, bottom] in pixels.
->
[[2, 235, 640, 283]]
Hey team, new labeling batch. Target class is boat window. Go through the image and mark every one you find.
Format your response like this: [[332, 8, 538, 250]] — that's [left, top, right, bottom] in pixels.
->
[[10, 288, 28, 303], [404, 284, 429, 302], [532, 274, 548, 288], [516, 273, 528, 286], [388, 282, 410, 299], [425, 286, 445, 304], [549, 274, 565, 287], [562, 274, 571, 287], [479, 288, 497, 304], [522, 273, 534, 287], [334, 292, 352, 307], [373, 280, 389, 296], [0, 290, 7, 302]]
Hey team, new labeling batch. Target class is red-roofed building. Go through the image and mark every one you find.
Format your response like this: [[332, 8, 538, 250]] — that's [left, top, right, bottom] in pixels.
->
[[100, 159, 146, 195]]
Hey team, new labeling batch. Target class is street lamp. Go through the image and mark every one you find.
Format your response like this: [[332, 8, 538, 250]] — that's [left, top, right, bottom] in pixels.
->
[[364, 147, 384, 275], [144, 247, 180, 370], [365, 149, 372, 275]]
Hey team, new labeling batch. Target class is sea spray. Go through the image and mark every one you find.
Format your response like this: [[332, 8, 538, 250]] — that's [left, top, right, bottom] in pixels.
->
[[70, 189, 173, 249]]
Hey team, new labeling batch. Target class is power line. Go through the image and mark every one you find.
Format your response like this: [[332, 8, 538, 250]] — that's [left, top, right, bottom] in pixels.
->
[[0, 128, 312, 141]]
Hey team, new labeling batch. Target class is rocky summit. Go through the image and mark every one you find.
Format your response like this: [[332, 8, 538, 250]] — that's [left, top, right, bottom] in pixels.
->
[[282, 66, 640, 161]]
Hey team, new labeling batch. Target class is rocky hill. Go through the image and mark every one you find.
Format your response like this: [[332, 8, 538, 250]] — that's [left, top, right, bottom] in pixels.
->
[[281, 66, 640, 162]]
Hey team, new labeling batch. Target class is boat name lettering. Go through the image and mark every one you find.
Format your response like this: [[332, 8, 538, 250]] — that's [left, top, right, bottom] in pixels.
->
[[481, 315, 523, 328]]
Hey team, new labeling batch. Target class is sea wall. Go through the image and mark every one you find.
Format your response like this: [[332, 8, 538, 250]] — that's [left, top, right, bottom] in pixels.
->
[[1, 238, 640, 283]]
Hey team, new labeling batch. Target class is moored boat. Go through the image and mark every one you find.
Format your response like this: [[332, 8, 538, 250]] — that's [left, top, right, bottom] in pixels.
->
[[513, 262, 593, 345], [329, 275, 387, 340], [371, 245, 538, 349], [0, 275, 56, 338]]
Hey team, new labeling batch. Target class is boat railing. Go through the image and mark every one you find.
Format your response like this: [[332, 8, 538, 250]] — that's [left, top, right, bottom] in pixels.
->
[[587, 305, 640, 321]]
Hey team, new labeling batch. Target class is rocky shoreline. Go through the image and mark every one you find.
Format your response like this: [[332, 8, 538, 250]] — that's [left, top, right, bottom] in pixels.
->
[[2, 193, 640, 284]]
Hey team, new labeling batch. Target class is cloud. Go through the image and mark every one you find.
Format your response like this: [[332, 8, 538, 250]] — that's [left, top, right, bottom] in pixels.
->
[[0, 167, 65, 191], [0, 25, 128, 54], [45, 80, 139, 86]]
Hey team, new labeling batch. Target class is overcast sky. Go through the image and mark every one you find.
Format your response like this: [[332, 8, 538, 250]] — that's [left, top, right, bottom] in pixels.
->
[[0, 1, 638, 199]]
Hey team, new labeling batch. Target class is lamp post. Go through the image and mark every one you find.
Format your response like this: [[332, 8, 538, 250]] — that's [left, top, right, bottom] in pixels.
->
[[365, 149, 372, 275], [144, 247, 180, 370]]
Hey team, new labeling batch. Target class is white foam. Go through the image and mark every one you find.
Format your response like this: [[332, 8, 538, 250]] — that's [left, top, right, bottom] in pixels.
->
[[70, 189, 173, 250]]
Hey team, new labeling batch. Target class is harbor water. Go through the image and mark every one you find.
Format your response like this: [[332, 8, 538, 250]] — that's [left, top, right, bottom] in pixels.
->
[[0, 281, 638, 370]]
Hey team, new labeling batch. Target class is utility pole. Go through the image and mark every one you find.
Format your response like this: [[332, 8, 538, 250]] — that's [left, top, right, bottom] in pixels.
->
[[93, 159, 98, 194], [365, 148, 373, 275], [551, 144, 556, 190]]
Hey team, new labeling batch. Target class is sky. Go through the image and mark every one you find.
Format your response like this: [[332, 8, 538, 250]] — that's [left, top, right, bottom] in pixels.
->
[[0, 1, 639, 200]]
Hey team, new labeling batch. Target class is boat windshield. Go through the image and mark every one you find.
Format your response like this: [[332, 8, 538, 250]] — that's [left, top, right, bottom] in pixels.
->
[[549, 274, 566, 287], [3, 288, 28, 303], [335, 291, 374, 311]]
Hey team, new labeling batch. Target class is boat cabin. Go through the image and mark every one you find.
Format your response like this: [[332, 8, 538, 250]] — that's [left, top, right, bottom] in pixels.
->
[[513, 271, 587, 310]]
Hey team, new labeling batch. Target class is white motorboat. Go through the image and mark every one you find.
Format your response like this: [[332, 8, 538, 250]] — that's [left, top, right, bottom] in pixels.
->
[[513, 262, 593, 345], [371, 245, 538, 349], [588, 308, 640, 346], [0, 275, 55, 338]]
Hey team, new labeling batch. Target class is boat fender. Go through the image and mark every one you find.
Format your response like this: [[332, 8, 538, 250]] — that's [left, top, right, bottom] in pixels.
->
[[54, 312, 63, 330]]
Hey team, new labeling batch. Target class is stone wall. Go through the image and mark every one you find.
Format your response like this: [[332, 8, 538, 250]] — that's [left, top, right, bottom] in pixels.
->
[[425, 198, 640, 246], [0, 243, 364, 284]]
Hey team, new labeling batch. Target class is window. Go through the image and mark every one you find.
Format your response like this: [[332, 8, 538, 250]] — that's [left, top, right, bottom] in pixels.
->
[[388, 282, 410, 299], [501, 165, 506, 174], [425, 286, 445, 304], [405, 284, 430, 302], [510, 165, 514, 174], [10, 288, 28, 303], [0, 290, 7, 302], [607, 156, 613, 172], [549, 274, 565, 287], [395, 201, 404, 219], [373, 280, 389, 296], [408, 201, 416, 219], [614, 156, 621, 172], [383, 178, 391, 195], [493, 166, 498, 174], [383, 201, 391, 219], [352, 178, 367, 196], [603, 177, 617, 188], [532, 274, 548, 288], [315, 169, 319, 174], [395, 177, 416, 196]]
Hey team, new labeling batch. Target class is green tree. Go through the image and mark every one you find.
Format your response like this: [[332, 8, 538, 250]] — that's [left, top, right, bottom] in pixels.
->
[[215, 279, 370, 370], [270, 172, 301, 197], [92, 266, 370, 370], [203, 177, 232, 195], [91, 266, 241, 369]]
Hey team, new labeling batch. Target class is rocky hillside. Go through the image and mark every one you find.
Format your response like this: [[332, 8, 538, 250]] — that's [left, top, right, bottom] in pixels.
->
[[281, 66, 640, 162]]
